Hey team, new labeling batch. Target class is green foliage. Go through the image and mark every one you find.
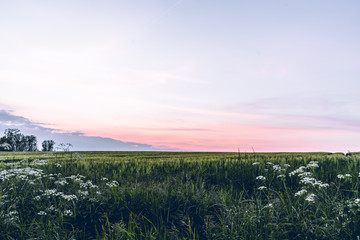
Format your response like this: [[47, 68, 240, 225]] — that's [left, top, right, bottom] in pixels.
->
[[0, 151, 360, 239], [0, 128, 38, 152]]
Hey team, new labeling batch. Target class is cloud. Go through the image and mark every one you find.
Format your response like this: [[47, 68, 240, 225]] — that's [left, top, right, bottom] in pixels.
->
[[0, 110, 38, 126], [136, 127, 213, 132], [223, 96, 360, 132], [0, 109, 171, 151], [0, 110, 57, 131]]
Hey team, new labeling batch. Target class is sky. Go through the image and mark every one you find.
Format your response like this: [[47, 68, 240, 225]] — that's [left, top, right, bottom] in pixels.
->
[[1, 0, 360, 152]]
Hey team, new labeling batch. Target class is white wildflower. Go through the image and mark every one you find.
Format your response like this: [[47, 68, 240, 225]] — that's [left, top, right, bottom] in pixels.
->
[[63, 210, 73, 217], [78, 190, 89, 197], [289, 166, 306, 176], [266, 162, 274, 165], [273, 165, 283, 172], [264, 203, 273, 208], [295, 189, 307, 197], [80, 180, 98, 189], [4, 210, 19, 225], [61, 194, 78, 201], [298, 172, 312, 177], [47, 206, 55, 212], [106, 180, 119, 188], [300, 177, 329, 188], [318, 183, 329, 188], [305, 193, 316, 202], [30, 159, 48, 166], [34, 196, 41, 201], [300, 177, 316, 185], [306, 161, 319, 168], [337, 174, 345, 179], [66, 175, 77, 180], [258, 186, 267, 190], [43, 189, 57, 197], [256, 176, 266, 180], [54, 163, 62, 168], [347, 198, 360, 209], [55, 180, 68, 186], [252, 162, 260, 165], [37, 211, 47, 216]]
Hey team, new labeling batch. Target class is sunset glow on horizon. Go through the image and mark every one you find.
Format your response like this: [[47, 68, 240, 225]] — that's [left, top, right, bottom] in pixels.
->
[[1, 0, 360, 152]]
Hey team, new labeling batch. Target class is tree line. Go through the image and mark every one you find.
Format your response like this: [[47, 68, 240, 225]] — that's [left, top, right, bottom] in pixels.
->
[[0, 128, 57, 152]]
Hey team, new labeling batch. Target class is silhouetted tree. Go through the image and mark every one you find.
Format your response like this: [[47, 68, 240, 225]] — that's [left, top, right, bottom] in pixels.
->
[[3, 128, 23, 151], [24, 135, 38, 151], [0, 142, 11, 151], [0, 128, 38, 151], [42, 140, 55, 151]]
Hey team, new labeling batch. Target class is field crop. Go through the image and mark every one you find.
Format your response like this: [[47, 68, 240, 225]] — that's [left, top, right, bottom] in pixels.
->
[[0, 151, 360, 239]]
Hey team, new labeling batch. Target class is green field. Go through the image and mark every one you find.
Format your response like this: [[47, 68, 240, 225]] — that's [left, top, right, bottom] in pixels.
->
[[1, 151, 360, 239]]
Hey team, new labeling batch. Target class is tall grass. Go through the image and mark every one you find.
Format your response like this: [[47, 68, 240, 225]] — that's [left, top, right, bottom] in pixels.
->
[[0, 151, 359, 239]]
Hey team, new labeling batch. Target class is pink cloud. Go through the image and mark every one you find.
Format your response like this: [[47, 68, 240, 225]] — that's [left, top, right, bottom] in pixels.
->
[[80, 120, 357, 152]]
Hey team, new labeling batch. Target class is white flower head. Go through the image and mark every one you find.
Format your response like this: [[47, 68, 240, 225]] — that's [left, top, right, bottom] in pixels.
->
[[256, 176, 266, 180], [289, 166, 306, 176], [298, 172, 312, 178], [55, 180, 68, 186], [37, 211, 47, 216], [306, 161, 319, 168], [273, 165, 283, 172], [106, 180, 119, 188], [64, 210, 73, 217], [305, 193, 316, 203], [61, 194, 78, 201], [34, 196, 41, 201], [295, 189, 307, 197], [264, 203, 273, 209]]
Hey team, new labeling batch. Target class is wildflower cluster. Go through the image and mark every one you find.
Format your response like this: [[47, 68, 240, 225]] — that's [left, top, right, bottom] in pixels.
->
[[288, 161, 330, 203], [0, 156, 122, 230], [254, 162, 290, 192]]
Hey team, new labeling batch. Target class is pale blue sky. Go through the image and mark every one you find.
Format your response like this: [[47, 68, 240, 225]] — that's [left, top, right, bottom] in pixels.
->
[[1, 0, 360, 151]]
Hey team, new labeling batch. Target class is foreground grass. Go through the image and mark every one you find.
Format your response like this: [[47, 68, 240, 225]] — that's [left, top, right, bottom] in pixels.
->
[[0, 151, 360, 239]]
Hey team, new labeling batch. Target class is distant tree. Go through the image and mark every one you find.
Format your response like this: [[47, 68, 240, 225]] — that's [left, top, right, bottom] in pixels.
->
[[0, 128, 38, 152], [42, 140, 55, 151], [0, 142, 12, 151], [0, 135, 7, 145], [25, 135, 38, 151], [3, 128, 24, 152]]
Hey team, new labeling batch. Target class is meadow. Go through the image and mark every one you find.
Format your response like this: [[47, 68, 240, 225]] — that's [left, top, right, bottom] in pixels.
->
[[0, 151, 360, 239]]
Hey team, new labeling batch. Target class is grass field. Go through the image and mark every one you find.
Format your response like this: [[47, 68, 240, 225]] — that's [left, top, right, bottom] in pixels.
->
[[0, 151, 360, 239]]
